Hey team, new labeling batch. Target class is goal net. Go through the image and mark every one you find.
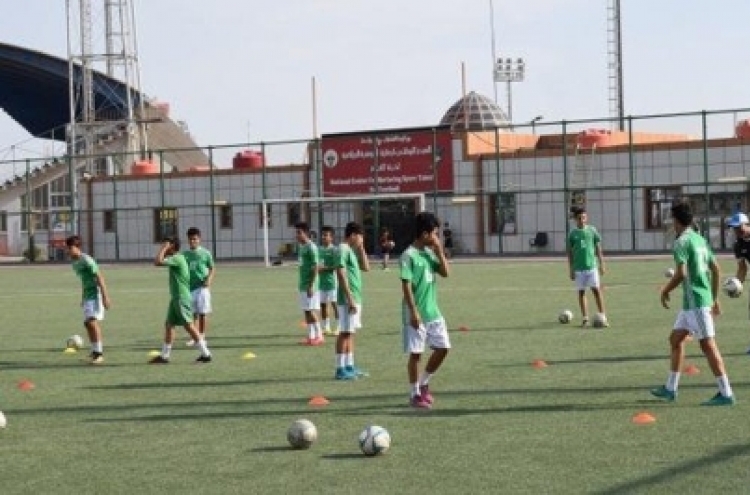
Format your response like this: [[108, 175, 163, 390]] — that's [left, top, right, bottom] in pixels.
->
[[261, 192, 426, 267]]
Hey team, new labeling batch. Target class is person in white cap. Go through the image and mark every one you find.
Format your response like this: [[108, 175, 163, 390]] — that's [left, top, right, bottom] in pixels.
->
[[728, 211, 750, 352]]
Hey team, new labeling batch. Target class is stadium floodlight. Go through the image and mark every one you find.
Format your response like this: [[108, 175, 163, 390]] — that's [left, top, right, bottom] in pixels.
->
[[261, 192, 426, 267], [493, 56, 525, 122]]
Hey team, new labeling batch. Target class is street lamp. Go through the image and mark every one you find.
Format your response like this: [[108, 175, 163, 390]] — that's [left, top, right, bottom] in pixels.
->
[[493, 57, 525, 123], [530, 115, 543, 134]]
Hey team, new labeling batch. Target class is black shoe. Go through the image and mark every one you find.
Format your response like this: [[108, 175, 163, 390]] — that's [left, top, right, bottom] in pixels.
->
[[195, 355, 212, 364], [148, 355, 170, 364]]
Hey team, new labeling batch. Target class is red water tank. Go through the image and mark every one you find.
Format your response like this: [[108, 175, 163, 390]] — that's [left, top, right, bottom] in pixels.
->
[[577, 129, 611, 148], [131, 160, 159, 175], [233, 150, 264, 169], [735, 120, 750, 139]]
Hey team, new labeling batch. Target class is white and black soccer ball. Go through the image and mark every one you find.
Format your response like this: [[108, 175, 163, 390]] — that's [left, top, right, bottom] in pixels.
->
[[723, 277, 743, 299], [66, 334, 84, 350], [592, 313, 608, 328], [358, 425, 390, 456], [0, 411, 6, 429], [287, 419, 317, 449], [558, 310, 573, 324], [664, 268, 675, 279]]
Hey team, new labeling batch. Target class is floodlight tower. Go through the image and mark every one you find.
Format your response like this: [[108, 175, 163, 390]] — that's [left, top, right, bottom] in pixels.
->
[[607, 0, 624, 131], [493, 57, 525, 123], [66, 0, 147, 173]]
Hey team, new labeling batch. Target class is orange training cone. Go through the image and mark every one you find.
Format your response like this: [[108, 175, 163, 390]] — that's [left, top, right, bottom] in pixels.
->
[[308, 395, 330, 407], [17, 379, 35, 391], [683, 364, 700, 375], [531, 359, 548, 369], [632, 412, 656, 424]]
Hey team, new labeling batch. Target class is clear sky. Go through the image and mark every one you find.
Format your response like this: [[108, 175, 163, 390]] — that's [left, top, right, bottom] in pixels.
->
[[1, 0, 749, 166]]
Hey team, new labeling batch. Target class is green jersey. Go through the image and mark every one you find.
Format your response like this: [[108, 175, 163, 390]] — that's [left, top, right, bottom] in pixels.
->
[[318, 244, 338, 292], [568, 225, 601, 271], [183, 246, 214, 291], [163, 253, 191, 301], [335, 244, 363, 305], [298, 241, 320, 292], [400, 246, 442, 322], [673, 229, 715, 310], [72, 254, 100, 301]]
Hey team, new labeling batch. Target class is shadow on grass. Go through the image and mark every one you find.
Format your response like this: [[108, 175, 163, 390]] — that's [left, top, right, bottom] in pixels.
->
[[594, 443, 750, 494], [250, 446, 295, 453], [321, 453, 365, 460]]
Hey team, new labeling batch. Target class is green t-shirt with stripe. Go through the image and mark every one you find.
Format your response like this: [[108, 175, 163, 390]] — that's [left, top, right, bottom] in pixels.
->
[[568, 225, 600, 271], [72, 254, 100, 301], [400, 246, 442, 323], [335, 244, 362, 305], [673, 229, 714, 310], [318, 245, 338, 292], [298, 242, 320, 292]]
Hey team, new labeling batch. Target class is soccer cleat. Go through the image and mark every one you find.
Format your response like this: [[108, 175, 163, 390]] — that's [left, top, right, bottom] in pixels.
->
[[335, 367, 357, 380], [650, 385, 677, 402], [195, 355, 212, 364], [701, 392, 735, 406], [345, 365, 369, 378], [419, 384, 434, 405], [410, 394, 432, 409], [90, 353, 104, 365], [148, 355, 170, 364], [581, 317, 590, 328]]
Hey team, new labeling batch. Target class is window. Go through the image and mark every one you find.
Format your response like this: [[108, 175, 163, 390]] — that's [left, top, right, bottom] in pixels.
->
[[287, 203, 301, 227], [489, 193, 517, 235], [259, 204, 272, 228], [645, 187, 681, 230], [0, 211, 6, 232], [154, 208, 178, 242], [219, 205, 233, 229], [103, 210, 116, 232]]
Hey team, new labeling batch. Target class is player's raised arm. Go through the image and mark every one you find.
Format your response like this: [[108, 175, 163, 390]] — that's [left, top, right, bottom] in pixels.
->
[[429, 231, 449, 278], [155, 240, 172, 266], [354, 236, 370, 272]]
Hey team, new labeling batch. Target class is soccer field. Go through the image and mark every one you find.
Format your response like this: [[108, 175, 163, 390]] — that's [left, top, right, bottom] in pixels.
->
[[1, 257, 749, 494]]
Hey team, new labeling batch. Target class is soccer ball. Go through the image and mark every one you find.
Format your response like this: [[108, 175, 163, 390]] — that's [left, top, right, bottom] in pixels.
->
[[592, 313, 608, 328], [66, 334, 84, 350], [723, 277, 743, 298], [558, 310, 573, 324], [358, 425, 390, 456], [0, 411, 6, 429], [287, 419, 317, 449], [664, 268, 675, 279]]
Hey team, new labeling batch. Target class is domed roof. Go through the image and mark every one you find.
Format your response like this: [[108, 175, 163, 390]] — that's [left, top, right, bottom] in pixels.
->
[[439, 91, 509, 130]]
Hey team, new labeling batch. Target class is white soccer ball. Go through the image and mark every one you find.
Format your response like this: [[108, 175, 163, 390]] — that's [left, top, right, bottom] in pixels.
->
[[664, 268, 675, 279], [592, 313, 608, 328], [287, 419, 317, 449], [0, 411, 6, 429], [723, 277, 743, 298], [359, 425, 390, 456], [558, 310, 573, 324], [66, 334, 84, 350]]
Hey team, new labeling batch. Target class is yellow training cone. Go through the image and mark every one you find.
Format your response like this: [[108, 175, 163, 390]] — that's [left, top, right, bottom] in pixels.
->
[[148, 350, 161, 357], [242, 352, 257, 360], [63, 347, 77, 354]]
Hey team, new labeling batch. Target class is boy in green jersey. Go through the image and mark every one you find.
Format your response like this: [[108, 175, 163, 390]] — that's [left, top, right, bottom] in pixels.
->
[[318, 226, 340, 336], [183, 227, 215, 346], [334, 222, 370, 380], [401, 212, 450, 409], [150, 237, 212, 364], [295, 222, 324, 345], [567, 207, 607, 327], [651, 202, 735, 406], [65, 235, 111, 365]]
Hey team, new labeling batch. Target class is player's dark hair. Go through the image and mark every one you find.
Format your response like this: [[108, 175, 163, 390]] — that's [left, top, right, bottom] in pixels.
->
[[186, 227, 201, 237], [345, 222, 363, 238], [295, 222, 309, 234], [671, 202, 693, 227], [321, 225, 334, 235], [164, 236, 181, 251], [65, 235, 81, 248], [570, 206, 586, 217], [413, 212, 440, 239]]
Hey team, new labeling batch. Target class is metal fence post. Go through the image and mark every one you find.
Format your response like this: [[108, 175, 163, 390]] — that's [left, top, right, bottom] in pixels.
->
[[628, 116, 636, 251], [208, 146, 217, 257]]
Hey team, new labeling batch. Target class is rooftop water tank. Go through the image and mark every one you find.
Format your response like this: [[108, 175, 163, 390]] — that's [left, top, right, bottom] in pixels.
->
[[131, 160, 159, 175], [577, 129, 611, 149], [233, 150, 264, 169]]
